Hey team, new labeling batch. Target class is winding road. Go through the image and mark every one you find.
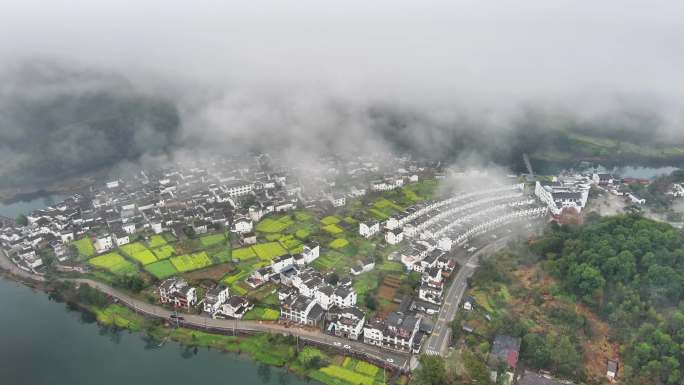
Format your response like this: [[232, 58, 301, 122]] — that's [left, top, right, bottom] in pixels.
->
[[423, 237, 510, 356], [0, 249, 409, 371]]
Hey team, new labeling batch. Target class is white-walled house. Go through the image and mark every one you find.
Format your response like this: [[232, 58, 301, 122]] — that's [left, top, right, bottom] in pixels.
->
[[122, 223, 136, 234], [159, 278, 197, 309], [271, 254, 294, 274], [328, 307, 366, 340], [233, 216, 253, 234], [385, 228, 404, 245], [359, 221, 380, 238], [218, 296, 253, 319], [113, 231, 130, 247], [332, 286, 357, 308], [203, 285, 230, 316], [94, 234, 113, 253], [314, 285, 334, 310], [60, 231, 74, 244], [294, 244, 320, 266]]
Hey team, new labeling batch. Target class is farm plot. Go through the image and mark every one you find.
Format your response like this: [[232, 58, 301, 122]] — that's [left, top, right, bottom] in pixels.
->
[[329, 238, 349, 250], [222, 269, 250, 286], [279, 235, 302, 252], [294, 211, 313, 221], [256, 216, 294, 233], [252, 242, 288, 260], [73, 237, 95, 259], [232, 247, 257, 261], [120, 242, 158, 265], [313, 364, 384, 385], [243, 306, 280, 321], [354, 273, 379, 303], [89, 252, 138, 275], [323, 224, 344, 235], [200, 234, 226, 248], [320, 215, 341, 225], [148, 235, 167, 248], [144, 260, 179, 279], [377, 275, 401, 302], [163, 233, 177, 242], [211, 248, 232, 263], [312, 251, 347, 271], [152, 244, 175, 260], [170, 252, 213, 273]]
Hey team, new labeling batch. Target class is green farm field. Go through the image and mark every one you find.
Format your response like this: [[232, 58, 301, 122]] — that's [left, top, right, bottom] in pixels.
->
[[200, 233, 226, 248], [170, 252, 213, 272], [72, 237, 95, 259], [144, 260, 178, 279], [255, 216, 294, 233], [252, 242, 288, 260], [152, 244, 175, 260], [89, 252, 138, 275], [148, 235, 167, 248], [120, 242, 158, 265]]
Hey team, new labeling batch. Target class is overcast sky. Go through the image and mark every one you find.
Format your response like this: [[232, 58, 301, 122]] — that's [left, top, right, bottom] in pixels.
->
[[1, 0, 684, 162], [1, 0, 682, 101]]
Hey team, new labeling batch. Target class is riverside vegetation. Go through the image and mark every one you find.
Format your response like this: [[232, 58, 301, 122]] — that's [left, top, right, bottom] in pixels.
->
[[47, 280, 399, 385]]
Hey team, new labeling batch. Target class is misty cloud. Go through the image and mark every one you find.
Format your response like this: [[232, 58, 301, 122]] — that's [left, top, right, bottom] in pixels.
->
[[1, 0, 684, 188]]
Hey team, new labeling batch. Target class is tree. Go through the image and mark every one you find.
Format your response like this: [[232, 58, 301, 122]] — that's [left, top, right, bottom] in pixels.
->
[[15, 214, 28, 226], [365, 296, 378, 311], [521, 333, 550, 369], [568, 263, 605, 296], [412, 355, 450, 385], [326, 272, 339, 286], [551, 335, 581, 377], [113, 275, 145, 293]]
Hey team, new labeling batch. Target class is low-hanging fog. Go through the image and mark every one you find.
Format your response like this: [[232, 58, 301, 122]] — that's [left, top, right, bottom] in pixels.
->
[[1, 0, 684, 189]]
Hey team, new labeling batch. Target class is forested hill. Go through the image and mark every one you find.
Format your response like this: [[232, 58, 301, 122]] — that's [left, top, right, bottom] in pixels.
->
[[0, 64, 180, 189], [532, 215, 684, 385]]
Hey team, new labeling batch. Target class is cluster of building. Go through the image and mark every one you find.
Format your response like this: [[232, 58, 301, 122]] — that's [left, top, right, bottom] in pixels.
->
[[0, 154, 439, 274], [158, 277, 254, 319], [534, 171, 648, 223]]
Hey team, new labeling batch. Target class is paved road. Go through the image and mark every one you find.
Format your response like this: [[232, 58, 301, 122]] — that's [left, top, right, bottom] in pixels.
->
[[72, 279, 410, 369], [0, 251, 409, 371], [423, 237, 510, 356], [0, 248, 45, 282]]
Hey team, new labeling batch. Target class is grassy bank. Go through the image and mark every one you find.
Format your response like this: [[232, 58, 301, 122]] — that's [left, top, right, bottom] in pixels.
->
[[90, 303, 395, 385]]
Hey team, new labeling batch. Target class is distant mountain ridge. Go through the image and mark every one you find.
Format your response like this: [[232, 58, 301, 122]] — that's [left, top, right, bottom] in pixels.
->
[[0, 63, 181, 189]]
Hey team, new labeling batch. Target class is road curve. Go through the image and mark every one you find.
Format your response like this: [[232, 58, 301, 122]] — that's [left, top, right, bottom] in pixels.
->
[[0, 250, 409, 371], [423, 237, 510, 356]]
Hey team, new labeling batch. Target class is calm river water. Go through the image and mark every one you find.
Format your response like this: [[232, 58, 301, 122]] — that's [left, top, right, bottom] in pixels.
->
[[0, 278, 313, 385]]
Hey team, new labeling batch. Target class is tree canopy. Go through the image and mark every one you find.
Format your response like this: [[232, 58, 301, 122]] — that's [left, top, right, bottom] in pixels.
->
[[533, 215, 684, 385]]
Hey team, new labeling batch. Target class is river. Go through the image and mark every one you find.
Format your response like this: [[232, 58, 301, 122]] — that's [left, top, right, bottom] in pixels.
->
[[0, 278, 312, 385], [0, 193, 67, 218]]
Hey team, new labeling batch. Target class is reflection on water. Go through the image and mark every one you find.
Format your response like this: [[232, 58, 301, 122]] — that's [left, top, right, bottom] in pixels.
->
[[0, 278, 314, 385]]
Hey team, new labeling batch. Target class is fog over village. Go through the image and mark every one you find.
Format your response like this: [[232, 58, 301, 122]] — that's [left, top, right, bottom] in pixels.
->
[[1, 2, 684, 385]]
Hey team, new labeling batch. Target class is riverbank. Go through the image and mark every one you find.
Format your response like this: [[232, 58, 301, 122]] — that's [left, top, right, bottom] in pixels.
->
[[0, 260, 406, 385], [0, 277, 316, 385]]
